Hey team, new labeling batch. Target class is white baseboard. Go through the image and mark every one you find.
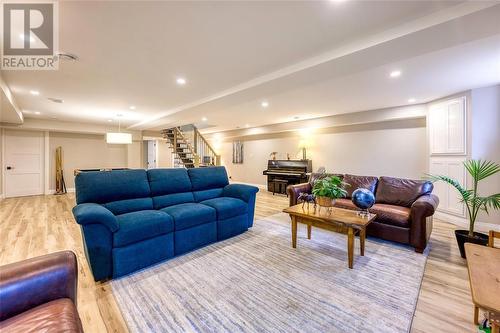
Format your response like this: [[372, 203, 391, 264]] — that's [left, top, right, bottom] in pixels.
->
[[47, 188, 75, 195], [434, 211, 500, 232]]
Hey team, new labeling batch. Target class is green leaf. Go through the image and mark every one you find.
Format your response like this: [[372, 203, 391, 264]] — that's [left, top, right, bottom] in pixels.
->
[[475, 193, 500, 214], [464, 160, 500, 182], [312, 176, 347, 199], [425, 174, 470, 201]]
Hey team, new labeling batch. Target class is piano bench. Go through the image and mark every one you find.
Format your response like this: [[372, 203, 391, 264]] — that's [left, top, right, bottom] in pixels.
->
[[272, 179, 289, 197]]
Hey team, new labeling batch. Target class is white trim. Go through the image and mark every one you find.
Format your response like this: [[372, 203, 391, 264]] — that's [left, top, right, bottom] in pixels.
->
[[229, 181, 267, 190], [434, 211, 500, 233], [44, 131, 50, 195], [0, 193, 4, 201]]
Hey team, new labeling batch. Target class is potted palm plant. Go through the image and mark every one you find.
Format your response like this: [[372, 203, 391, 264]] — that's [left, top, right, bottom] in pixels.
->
[[312, 176, 348, 208], [428, 160, 500, 258]]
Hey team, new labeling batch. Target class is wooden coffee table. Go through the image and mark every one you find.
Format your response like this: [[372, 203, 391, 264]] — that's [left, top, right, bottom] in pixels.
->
[[283, 204, 376, 269]]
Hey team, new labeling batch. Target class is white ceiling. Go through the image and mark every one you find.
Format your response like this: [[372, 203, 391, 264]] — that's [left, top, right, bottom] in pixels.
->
[[1, 1, 499, 133]]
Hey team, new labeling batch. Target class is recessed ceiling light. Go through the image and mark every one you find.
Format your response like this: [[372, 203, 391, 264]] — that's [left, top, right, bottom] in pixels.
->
[[176, 77, 187, 86], [34, 111, 41, 115], [202, 117, 208, 122], [245, 124, 250, 128], [129, 105, 136, 110], [390, 70, 401, 78], [261, 101, 269, 108], [408, 98, 416, 103], [107, 119, 113, 122], [30, 90, 40, 95]]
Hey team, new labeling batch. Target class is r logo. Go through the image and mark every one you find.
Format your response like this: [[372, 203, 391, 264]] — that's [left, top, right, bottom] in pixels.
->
[[3, 3, 54, 56]]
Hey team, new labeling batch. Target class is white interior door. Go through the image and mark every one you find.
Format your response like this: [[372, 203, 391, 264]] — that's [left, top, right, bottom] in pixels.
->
[[147, 140, 157, 169], [4, 130, 44, 197]]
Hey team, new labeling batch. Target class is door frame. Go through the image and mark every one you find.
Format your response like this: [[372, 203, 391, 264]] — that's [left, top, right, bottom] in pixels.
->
[[1, 128, 50, 198]]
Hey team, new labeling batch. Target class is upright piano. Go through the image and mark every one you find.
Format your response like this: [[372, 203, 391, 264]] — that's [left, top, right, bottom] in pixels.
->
[[262, 160, 312, 194]]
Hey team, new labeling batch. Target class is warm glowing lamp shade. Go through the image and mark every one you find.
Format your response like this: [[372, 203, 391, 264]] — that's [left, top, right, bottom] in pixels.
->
[[106, 132, 132, 144]]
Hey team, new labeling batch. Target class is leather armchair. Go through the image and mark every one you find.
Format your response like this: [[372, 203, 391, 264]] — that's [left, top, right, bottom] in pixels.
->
[[0, 251, 83, 333]]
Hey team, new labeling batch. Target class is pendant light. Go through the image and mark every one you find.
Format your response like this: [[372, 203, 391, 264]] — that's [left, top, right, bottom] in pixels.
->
[[106, 114, 132, 144]]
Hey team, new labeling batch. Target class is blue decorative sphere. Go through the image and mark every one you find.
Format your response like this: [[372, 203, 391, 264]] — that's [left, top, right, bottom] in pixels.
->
[[351, 188, 375, 210]]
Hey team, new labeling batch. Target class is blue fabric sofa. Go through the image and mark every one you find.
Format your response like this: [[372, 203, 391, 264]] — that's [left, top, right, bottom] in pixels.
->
[[72, 167, 259, 281]]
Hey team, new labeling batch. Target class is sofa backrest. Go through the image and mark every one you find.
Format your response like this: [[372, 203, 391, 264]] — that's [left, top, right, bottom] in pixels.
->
[[75, 169, 153, 215], [147, 168, 194, 209], [342, 174, 378, 198], [375, 176, 433, 207], [188, 167, 229, 202]]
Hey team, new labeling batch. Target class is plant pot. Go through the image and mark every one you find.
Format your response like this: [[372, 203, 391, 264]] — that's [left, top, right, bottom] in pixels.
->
[[454, 230, 489, 259], [316, 196, 336, 207]]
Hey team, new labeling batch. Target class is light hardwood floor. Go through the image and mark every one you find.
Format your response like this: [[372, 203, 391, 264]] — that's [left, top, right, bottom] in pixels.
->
[[0, 191, 477, 332]]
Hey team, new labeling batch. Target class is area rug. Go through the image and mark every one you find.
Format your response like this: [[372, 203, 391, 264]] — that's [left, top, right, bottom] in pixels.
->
[[111, 212, 428, 333]]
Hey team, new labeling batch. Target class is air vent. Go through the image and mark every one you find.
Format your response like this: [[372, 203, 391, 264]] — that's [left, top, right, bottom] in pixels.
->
[[48, 97, 64, 103], [56, 52, 78, 61]]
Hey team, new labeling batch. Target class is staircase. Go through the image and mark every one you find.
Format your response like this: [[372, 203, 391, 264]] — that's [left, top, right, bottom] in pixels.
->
[[161, 125, 221, 168]]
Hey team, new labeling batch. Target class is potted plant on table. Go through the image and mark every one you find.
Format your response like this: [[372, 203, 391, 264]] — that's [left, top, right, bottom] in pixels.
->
[[428, 159, 500, 259], [312, 176, 348, 209]]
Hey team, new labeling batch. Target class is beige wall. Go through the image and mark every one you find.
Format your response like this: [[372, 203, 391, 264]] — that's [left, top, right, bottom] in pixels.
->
[[49, 132, 129, 190], [221, 119, 427, 186], [156, 140, 173, 168], [471, 85, 500, 224]]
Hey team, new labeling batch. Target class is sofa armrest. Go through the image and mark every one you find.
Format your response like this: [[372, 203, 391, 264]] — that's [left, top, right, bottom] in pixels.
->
[[72, 203, 119, 232], [286, 183, 312, 206], [410, 194, 439, 252], [411, 194, 439, 217], [0, 251, 78, 321], [223, 184, 259, 202]]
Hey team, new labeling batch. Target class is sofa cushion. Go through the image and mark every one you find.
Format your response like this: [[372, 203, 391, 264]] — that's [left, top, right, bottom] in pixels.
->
[[103, 198, 153, 215], [343, 174, 378, 198], [75, 169, 151, 205], [370, 204, 411, 228], [200, 197, 248, 220], [161, 203, 216, 231], [188, 167, 229, 191], [147, 168, 192, 196], [0, 298, 83, 333], [333, 198, 357, 211], [114, 210, 174, 247], [193, 188, 224, 202], [375, 176, 433, 207], [152, 192, 194, 210]]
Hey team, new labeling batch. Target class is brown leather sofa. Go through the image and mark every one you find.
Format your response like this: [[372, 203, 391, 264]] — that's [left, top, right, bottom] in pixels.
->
[[287, 173, 439, 253], [0, 251, 84, 333]]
